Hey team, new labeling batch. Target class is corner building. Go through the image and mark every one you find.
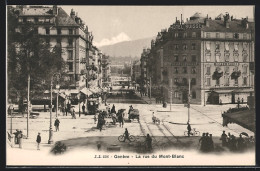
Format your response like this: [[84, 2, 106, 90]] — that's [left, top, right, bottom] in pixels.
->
[[149, 13, 254, 105]]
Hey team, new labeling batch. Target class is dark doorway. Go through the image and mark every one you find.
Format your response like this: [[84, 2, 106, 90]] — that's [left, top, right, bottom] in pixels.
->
[[231, 92, 235, 104], [182, 91, 188, 103]]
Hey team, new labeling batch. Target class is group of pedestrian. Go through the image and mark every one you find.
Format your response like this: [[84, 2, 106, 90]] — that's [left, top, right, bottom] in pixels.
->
[[220, 131, 249, 151], [199, 132, 214, 152], [13, 129, 24, 148]]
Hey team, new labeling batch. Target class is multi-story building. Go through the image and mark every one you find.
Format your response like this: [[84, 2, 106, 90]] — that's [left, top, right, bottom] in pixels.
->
[[201, 14, 255, 105], [101, 55, 111, 87], [131, 60, 141, 84], [145, 12, 254, 105], [14, 5, 89, 91], [140, 49, 150, 91], [13, 5, 105, 96]]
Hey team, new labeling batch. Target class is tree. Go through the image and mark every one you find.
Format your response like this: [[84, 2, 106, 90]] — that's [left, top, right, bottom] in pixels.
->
[[7, 6, 67, 105]]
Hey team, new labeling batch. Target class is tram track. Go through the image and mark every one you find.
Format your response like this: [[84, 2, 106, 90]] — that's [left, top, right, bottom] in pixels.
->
[[138, 113, 183, 150]]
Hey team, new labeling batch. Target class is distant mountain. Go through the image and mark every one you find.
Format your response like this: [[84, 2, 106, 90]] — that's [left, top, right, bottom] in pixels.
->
[[99, 37, 154, 58]]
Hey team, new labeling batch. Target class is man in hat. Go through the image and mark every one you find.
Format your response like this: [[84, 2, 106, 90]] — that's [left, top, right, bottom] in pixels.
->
[[36, 132, 41, 150], [54, 118, 60, 132], [220, 131, 228, 147]]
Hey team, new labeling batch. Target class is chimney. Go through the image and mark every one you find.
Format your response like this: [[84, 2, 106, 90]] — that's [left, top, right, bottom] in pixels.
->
[[205, 14, 209, 27], [176, 17, 177, 23], [53, 5, 58, 15], [70, 9, 75, 19], [224, 13, 230, 28], [181, 14, 182, 24], [241, 18, 249, 29]]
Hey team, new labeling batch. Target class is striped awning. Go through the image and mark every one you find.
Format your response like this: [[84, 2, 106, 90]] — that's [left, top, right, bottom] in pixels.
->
[[80, 87, 93, 96]]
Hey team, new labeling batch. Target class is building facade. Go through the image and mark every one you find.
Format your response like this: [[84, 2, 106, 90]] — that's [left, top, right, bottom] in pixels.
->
[[14, 5, 105, 94], [144, 12, 254, 105]]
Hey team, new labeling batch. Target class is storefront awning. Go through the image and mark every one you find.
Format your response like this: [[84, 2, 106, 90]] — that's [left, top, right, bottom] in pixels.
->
[[90, 87, 102, 94], [212, 88, 254, 94], [232, 89, 254, 93], [212, 90, 233, 94], [59, 92, 66, 99], [80, 87, 93, 96], [222, 109, 255, 132]]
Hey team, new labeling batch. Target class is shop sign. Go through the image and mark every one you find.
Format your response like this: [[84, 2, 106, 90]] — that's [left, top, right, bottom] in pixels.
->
[[214, 62, 239, 66], [171, 62, 198, 66]]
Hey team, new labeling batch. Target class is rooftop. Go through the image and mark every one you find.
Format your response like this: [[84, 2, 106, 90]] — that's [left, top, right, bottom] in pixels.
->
[[19, 7, 53, 16]]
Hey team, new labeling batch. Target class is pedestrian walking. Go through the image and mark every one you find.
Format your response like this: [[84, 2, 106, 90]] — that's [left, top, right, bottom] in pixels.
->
[[123, 128, 130, 142], [237, 97, 240, 108], [71, 107, 76, 119], [220, 131, 228, 147], [241, 98, 244, 104], [36, 132, 41, 150], [82, 103, 85, 115], [54, 118, 60, 132], [187, 122, 192, 137]]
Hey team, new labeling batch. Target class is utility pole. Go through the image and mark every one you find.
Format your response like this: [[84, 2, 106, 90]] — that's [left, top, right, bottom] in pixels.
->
[[48, 78, 53, 144], [150, 76, 152, 104], [188, 78, 191, 123], [27, 74, 30, 138], [170, 79, 172, 111]]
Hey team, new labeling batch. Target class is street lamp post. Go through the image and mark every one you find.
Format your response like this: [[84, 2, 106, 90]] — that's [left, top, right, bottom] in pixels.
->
[[48, 79, 53, 144], [149, 77, 152, 104], [56, 84, 60, 118], [188, 78, 191, 123], [78, 92, 81, 117], [48, 73, 60, 144], [9, 104, 14, 134], [170, 79, 172, 111]]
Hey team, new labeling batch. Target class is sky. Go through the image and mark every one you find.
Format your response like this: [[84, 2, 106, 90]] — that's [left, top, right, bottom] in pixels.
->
[[60, 6, 254, 47]]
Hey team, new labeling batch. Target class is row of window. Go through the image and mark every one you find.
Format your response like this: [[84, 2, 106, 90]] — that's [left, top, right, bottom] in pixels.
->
[[205, 32, 248, 39], [168, 43, 197, 50], [171, 32, 197, 38], [45, 28, 74, 35], [205, 66, 248, 75], [45, 38, 73, 46], [172, 55, 197, 62], [205, 53, 248, 62], [174, 91, 197, 99], [205, 42, 248, 52], [205, 77, 248, 86], [19, 17, 52, 23], [173, 67, 197, 74]]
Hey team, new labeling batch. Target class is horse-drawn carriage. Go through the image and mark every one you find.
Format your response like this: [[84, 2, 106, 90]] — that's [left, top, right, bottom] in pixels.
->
[[128, 109, 140, 122], [87, 98, 99, 115]]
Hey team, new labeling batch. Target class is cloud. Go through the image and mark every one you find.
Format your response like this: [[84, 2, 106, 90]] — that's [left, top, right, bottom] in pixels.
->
[[94, 32, 131, 47]]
